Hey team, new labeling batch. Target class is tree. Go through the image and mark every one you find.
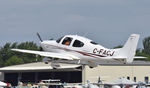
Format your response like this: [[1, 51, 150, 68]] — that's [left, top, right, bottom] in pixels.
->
[[16, 42, 41, 63], [4, 56, 24, 66], [0, 41, 41, 67], [0, 43, 13, 66], [143, 36, 150, 54]]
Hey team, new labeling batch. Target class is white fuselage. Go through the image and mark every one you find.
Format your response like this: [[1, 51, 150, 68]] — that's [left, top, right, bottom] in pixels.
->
[[40, 35, 119, 65]]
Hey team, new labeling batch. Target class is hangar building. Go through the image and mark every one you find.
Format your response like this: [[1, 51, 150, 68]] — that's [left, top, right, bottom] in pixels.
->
[[0, 61, 150, 86], [0, 62, 82, 86]]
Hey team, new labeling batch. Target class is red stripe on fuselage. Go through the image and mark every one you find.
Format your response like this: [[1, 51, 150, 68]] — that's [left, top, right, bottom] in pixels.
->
[[43, 44, 107, 58]]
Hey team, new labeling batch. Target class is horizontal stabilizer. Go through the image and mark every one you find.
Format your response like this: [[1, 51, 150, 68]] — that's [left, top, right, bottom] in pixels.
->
[[134, 56, 147, 59]]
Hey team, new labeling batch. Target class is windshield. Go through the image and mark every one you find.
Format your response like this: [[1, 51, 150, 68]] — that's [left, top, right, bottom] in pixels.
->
[[56, 36, 64, 43]]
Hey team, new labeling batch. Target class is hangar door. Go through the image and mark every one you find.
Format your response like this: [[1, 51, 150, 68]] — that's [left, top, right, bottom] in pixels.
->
[[4, 71, 82, 86]]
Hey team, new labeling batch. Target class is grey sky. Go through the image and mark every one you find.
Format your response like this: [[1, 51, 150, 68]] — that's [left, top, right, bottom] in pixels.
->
[[0, 0, 150, 48]]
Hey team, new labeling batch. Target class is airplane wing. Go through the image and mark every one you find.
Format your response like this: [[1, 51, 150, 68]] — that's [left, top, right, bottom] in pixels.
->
[[134, 56, 147, 59], [11, 49, 80, 60]]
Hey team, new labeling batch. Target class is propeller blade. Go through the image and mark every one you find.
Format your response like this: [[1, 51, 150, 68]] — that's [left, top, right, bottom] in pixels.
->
[[37, 32, 43, 42]]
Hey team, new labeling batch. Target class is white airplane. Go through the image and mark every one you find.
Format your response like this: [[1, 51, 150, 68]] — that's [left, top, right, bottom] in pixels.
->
[[11, 33, 144, 68]]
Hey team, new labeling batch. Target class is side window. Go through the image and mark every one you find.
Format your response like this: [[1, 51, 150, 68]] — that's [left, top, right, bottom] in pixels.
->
[[62, 37, 73, 46], [73, 40, 84, 47]]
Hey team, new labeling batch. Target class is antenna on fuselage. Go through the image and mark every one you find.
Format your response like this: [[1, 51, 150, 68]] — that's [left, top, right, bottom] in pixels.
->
[[37, 32, 43, 42]]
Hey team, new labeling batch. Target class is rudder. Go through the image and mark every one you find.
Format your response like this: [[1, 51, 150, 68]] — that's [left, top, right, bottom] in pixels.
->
[[120, 34, 140, 63]]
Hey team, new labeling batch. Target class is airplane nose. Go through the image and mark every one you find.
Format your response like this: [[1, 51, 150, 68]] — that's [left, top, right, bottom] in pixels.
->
[[40, 41, 45, 46], [40, 41, 50, 46], [40, 40, 55, 47], [39, 41, 46, 51]]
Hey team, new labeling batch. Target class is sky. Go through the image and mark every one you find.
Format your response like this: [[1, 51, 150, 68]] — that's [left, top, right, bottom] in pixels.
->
[[0, 0, 150, 48]]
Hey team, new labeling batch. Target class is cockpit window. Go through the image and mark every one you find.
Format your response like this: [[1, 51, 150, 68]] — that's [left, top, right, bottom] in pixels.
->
[[56, 36, 64, 43], [62, 37, 73, 46], [90, 41, 98, 45], [73, 40, 84, 47]]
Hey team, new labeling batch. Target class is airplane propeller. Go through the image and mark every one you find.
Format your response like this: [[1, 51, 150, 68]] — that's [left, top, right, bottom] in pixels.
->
[[37, 32, 43, 42], [36, 32, 43, 51]]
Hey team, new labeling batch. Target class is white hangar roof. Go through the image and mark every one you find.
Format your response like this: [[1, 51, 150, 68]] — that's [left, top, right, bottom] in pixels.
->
[[0, 61, 150, 73], [0, 62, 81, 72]]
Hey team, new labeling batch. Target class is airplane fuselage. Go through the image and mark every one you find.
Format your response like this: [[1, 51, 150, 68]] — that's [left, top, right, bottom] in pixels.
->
[[40, 35, 118, 65]]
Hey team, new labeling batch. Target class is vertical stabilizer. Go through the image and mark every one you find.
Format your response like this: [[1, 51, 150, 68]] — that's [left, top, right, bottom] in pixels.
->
[[121, 34, 140, 63]]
